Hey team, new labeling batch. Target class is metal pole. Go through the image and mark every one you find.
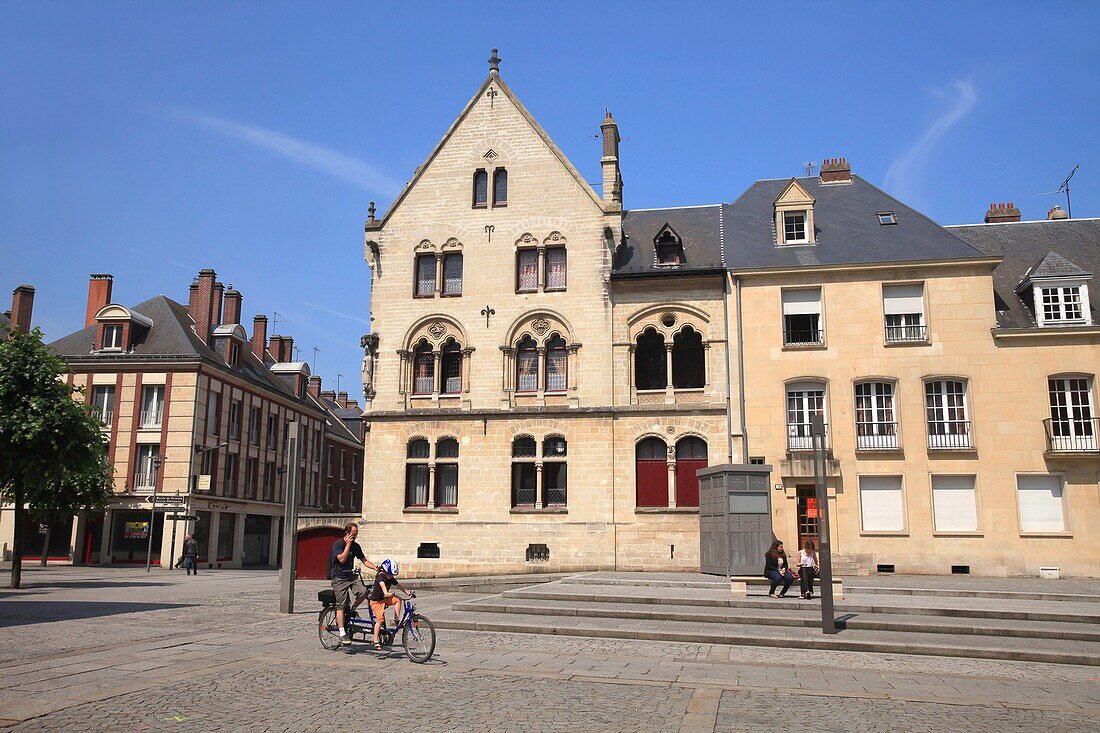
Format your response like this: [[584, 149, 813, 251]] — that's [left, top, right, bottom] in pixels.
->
[[811, 415, 837, 634], [145, 455, 162, 573], [279, 422, 301, 613]]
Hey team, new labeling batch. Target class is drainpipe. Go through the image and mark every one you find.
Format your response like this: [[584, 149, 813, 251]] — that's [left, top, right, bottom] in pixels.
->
[[734, 275, 749, 463], [721, 273, 735, 464]]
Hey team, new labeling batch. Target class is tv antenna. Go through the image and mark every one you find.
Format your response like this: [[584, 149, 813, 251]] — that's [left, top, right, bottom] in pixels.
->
[[272, 310, 288, 333], [312, 346, 320, 373], [803, 161, 816, 176], [1038, 163, 1079, 218]]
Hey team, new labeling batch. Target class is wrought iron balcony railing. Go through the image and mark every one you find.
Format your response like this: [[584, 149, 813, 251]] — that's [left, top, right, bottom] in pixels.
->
[[783, 329, 824, 346], [927, 420, 972, 449], [787, 422, 829, 452], [1044, 417, 1099, 452], [139, 409, 162, 429], [885, 324, 928, 343], [856, 422, 899, 450]]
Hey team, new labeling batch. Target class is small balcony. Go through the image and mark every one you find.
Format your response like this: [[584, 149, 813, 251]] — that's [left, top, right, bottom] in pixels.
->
[[139, 409, 162, 429], [885, 324, 928, 344], [927, 420, 972, 450], [856, 422, 899, 451], [96, 410, 114, 428], [787, 422, 829, 452], [783, 328, 824, 348], [134, 471, 157, 490], [1044, 418, 1099, 453]]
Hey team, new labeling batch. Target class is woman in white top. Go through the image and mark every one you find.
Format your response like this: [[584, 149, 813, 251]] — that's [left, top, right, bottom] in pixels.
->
[[798, 539, 819, 599]]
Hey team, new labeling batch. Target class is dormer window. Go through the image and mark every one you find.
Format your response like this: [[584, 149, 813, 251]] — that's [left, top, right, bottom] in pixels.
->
[[229, 341, 240, 366], [103, 324, 123, 350], [783, 211, 808, 243], [654, 225, 684, 267], [774, 178, 816, 245], [1038, 284, 1088, 325]]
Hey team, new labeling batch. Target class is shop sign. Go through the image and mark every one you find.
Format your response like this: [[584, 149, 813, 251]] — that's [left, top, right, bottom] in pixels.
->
[[196, 475, 212, 492], [124, 521, 150, 539], [205, 502, 232, 511], [806, 497, 819, 519]]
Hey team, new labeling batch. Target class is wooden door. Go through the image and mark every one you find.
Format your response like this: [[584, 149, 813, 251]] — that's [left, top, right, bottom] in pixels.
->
[[796, 485, 821, 552]]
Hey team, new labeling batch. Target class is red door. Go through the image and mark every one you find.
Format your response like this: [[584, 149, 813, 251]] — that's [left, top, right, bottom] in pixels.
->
[[296, 527, 343, 580]]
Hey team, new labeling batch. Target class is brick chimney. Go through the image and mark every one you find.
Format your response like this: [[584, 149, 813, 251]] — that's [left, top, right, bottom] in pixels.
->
[[85, 274, 113, 328], [346, 399, 359, 411], [337, 391, 349, 409], [268, 334, 294, 363], [222, 287, 242, 325], [210, 281, 224, 331], [251, 315, 268, 361], [1047, 205, 1069, 220], [820, 158, 852, 184], [600, 109, 623, 209], [984, 202, 1021, 224], [321, 389, 337, 402], [10, 285, 35, 334], [189, 269, 217, 343], [307, 375, 322, 399]]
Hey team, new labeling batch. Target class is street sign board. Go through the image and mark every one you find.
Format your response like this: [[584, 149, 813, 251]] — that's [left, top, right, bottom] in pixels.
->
[[146, 495, 186, 505], [167, 514, 199, 522]]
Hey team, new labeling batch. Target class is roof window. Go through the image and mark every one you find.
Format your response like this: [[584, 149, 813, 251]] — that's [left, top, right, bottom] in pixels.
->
[[878, 212, 897, 226]]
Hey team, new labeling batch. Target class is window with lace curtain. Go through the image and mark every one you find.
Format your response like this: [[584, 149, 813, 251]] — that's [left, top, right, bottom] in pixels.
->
[[435, 438, 459, 507], [545, 247, 567, 290], [412, 342, 434, 395], [442, 252, 462, 296], [415, 254, 436, 297], [516, 249, 538, 292], [492, 168, 508, 206], [472, 169, 488, 207], [516, 336, 538, 392], [545, 335, 567, 392], [441, 340, 462, 394], [405, 439, 430, 507]]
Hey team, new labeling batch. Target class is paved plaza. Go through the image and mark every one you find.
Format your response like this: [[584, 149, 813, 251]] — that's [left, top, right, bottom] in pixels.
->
[[0, 566, 1098, 732]]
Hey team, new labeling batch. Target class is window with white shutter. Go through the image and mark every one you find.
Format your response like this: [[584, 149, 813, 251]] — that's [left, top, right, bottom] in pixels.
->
[[859, 475, 905, 532], [1016, 474, 1066, 533], [782, 288, 823, 345], [931, 475, 978, 532], [883, 283, 926, 342]]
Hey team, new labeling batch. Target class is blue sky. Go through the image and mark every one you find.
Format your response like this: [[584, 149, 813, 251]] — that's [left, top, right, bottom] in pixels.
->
[[2, 2, 1098, 392]]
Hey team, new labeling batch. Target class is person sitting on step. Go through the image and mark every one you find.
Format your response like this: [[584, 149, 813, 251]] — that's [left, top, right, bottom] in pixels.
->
[[764, 539, 795, 598]]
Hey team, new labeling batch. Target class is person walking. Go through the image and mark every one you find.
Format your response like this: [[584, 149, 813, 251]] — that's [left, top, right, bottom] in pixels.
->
[[182, 534, 199, 576]]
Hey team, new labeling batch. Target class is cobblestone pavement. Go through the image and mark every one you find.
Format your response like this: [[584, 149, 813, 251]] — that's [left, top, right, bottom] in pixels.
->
[[1, 567, 1098, 732]]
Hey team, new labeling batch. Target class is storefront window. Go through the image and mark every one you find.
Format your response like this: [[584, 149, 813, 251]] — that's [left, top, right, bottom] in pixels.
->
[[217, 513, 236, 561], [110, 510, 162, 564], [194, 511, 211, 563]]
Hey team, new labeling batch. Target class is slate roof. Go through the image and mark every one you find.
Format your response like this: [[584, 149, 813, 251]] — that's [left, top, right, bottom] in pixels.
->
[[616, 205, 725, 276], [317, 395, 363, 444], [0, 310, 9, 331], [1029, 251, 1092, 280], [49, 295, 300, 398], [947, 218, 1100, 328], [722, 175, 989, 270]]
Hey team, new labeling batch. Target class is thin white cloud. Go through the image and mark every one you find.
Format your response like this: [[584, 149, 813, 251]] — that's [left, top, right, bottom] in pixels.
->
[[884, 80, 977, 201], [170, 108, 401, 196], [298, 300, 372, 326]]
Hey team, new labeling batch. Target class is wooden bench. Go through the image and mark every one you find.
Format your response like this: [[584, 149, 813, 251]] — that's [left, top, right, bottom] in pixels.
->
[[729, 575, 844, 599]]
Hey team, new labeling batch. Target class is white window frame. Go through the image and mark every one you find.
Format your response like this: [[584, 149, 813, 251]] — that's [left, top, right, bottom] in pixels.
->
[[102, 324, 123, 351], [140, 385, 164, 429], [786, 381, 827, 451], [781, 287, 824, 346], [924, 379, 970, 450], [782, 210, 808, 243], [1034, 280, 1091, 327], [930, 474, 981, 534], [858, 474, 907, 534], [1015, 473, 1068, 535], [854, 381, 898, 450], [1047, 376, 1097, 451], [92, 385, 115, 425], [883, 283, 927, 343]]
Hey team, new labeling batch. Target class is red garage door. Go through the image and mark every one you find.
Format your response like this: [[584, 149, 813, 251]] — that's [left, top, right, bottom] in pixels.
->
[[296, 527, 343, 580]]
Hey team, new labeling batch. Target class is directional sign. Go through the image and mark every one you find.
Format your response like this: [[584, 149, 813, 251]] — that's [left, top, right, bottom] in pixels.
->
[[166, 514, 199, 522], [146, 495, 186, 505]]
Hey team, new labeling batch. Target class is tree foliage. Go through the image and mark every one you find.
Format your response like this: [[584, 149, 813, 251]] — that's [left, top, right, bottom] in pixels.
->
[[0, 327, 114, 587]]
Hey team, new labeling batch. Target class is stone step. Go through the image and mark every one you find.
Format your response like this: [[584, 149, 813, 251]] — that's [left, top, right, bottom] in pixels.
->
[[503, 582, 1100, 625], [452, 596, 1100, 643], [844, 585, 1100, 604], [432, 609, 1100, 667]]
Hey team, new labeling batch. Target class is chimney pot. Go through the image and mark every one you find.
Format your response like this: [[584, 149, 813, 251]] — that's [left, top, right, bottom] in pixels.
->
[[190, 269, 217, 343], [307, 375, 322, 399], [11, 285, 35, 334], [223, 288, 242, 325], [985, 201, 1021, 224], [251, 315, 268, 362], [337, 391, 349, 409], [820, 156, 852, 184], [85, 274, 114, 328]]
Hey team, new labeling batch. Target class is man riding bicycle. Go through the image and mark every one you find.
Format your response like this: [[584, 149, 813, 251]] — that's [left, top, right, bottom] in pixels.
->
[[369, 559, 407, 651], [329, 522, 377, 646]]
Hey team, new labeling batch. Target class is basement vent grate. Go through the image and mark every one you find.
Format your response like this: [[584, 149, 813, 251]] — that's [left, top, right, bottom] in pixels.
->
[[417, 542, 440, 559], [876, 564, 895, 573], [951, 565, 970, 574], [526, 543, 550, 562]]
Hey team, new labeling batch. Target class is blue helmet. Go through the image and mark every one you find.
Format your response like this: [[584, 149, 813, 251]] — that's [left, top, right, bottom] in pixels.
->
[[380, 559, 399, 576]]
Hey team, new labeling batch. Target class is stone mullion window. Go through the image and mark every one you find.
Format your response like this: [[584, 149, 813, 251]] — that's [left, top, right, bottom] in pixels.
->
[[536, 346, 547, 396], [664, 344, 675, 403]]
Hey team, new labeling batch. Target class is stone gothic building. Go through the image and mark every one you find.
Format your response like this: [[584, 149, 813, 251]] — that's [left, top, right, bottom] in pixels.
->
[[360, 52, 1099, 577]]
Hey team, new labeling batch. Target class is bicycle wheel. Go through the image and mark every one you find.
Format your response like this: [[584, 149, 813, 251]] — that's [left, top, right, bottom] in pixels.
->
[[402, 613, 436, 663], [318, 608, 343, 650]]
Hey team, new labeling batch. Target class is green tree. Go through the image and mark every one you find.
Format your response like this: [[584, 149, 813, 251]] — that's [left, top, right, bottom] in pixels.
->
[[0, 327, 113, 588]]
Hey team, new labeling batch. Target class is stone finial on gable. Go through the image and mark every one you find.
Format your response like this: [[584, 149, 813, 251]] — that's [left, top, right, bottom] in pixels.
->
[[489, 48, 501, 75]]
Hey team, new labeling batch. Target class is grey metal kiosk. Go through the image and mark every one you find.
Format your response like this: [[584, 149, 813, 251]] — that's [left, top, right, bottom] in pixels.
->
[[698, 463, 773, 577]]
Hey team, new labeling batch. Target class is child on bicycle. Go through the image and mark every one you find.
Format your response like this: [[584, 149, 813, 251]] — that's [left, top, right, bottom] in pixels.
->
[[369, 559, 407, 651]]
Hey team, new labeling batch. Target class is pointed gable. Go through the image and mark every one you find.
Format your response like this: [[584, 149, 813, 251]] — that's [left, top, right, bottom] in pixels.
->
[[774, 178, 815, 207]]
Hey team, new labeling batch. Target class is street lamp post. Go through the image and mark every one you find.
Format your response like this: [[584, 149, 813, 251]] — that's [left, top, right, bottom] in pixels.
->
[[145, 454, 163, 573]]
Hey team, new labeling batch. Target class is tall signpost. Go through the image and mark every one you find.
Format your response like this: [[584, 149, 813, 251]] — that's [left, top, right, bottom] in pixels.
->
[[279, 422, 301, 613], [811, 415, 837, 633], [145, 455, 163, 573]]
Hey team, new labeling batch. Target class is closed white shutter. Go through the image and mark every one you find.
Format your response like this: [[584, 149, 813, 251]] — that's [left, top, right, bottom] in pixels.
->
[[782, 288, 822, 315], [883, 283, 924, 315], [859, 475, 905, 532], [932, 475, 978, 532], [1016, 475, 1065, 532]]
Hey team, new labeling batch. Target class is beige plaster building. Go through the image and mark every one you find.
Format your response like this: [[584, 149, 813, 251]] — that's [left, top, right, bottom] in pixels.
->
[[361, 52, 1099, 577]]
